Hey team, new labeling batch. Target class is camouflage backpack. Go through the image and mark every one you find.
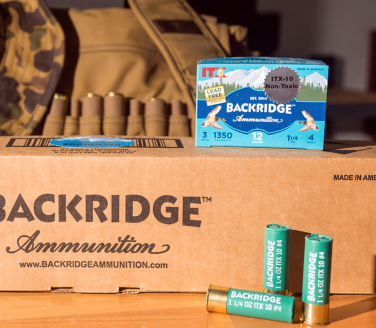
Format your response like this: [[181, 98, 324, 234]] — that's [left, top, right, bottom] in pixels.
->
[[0, 0, 64, 136]]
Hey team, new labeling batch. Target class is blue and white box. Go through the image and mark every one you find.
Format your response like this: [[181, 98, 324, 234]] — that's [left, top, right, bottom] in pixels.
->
[[196, 57, 328, 150]]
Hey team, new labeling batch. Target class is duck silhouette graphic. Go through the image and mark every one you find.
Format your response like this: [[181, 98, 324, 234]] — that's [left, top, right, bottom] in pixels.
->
[[201, 105, 226, 129], [297, 111, 319, 132]]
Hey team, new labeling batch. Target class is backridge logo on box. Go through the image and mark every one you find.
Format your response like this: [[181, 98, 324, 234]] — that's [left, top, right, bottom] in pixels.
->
[[0, 194, 204, 227]]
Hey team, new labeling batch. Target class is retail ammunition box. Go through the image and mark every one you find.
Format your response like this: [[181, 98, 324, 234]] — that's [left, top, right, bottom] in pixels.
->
[[0, 136, 375, 294], [196, 57, 328, 150]]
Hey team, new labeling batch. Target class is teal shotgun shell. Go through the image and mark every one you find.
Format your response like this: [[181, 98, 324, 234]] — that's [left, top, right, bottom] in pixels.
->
[[206, 284, 295, 323], [301, 234, 333, 325], [263, 224, 291, 295]]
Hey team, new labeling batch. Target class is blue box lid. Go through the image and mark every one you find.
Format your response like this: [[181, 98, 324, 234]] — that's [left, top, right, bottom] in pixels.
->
[[198, 57, 327, 66]]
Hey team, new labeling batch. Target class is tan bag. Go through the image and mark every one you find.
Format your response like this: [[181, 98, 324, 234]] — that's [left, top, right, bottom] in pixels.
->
[[168, 99, 190, 136], [128, 0, 227, 133], [144, 115, 167, 136], [1, 0, 249, 136], [63, 98, 80, 135], [42, 115, 65, 136], [79, 116, 102, 136], [143, 98, 167, 136], [103, 116, 126, 136], [168, 115, 190, 137], [102, 92, 126, 135], [126, 115, 145, 136], [126, 99, 145, 136], [42, 94, 67, 135], [54, 0, 229, 136], [63, 116, 79, 135]]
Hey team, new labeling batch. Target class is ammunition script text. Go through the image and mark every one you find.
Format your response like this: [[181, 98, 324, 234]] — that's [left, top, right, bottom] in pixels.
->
[[0, 194, 204, 227], [7, 230, 170, 254]]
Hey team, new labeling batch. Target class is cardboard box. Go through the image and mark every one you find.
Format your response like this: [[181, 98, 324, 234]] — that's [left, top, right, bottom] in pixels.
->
[[196, 57, 328, 150], [0, 136, 375, 294]]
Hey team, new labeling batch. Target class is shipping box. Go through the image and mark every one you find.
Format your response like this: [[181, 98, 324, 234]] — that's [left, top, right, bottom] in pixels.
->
[[0, 136, 375, 294]]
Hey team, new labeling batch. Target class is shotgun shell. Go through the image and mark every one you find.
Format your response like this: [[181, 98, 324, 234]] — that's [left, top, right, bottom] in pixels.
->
[[301, 234, 333, 325], [81, 93, 103, 117], [263, 224, 291, 295], [50, 93, 68, 117], [70, 99, 81, 118], [206, 285, 295, 323], [104, 92, 125, 117]]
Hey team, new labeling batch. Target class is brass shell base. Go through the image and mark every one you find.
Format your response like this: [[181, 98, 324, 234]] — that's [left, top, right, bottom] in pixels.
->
[[206, 285, 229, 314], [300, 302, 330, 325], [263, 288, 288, 295]]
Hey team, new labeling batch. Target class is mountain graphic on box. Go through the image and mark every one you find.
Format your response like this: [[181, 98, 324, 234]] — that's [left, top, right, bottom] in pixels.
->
[[198, 66, 271, 90], [301, 72, 328, 89], [197, 68, 328, 101], [297, 72, 328, 101], [198, 67, 328, 90]]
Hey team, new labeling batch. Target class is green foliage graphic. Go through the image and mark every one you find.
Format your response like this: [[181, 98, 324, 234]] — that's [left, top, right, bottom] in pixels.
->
[[197, 80, 327, 101], [296, 82, 327, 101]]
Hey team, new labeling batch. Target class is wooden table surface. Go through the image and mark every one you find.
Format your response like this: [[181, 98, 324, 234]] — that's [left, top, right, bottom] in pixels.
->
[[0, 293, 375, 327]]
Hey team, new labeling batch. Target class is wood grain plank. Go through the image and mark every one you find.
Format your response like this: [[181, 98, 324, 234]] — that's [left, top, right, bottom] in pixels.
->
[[0, 293, 375, 327]]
